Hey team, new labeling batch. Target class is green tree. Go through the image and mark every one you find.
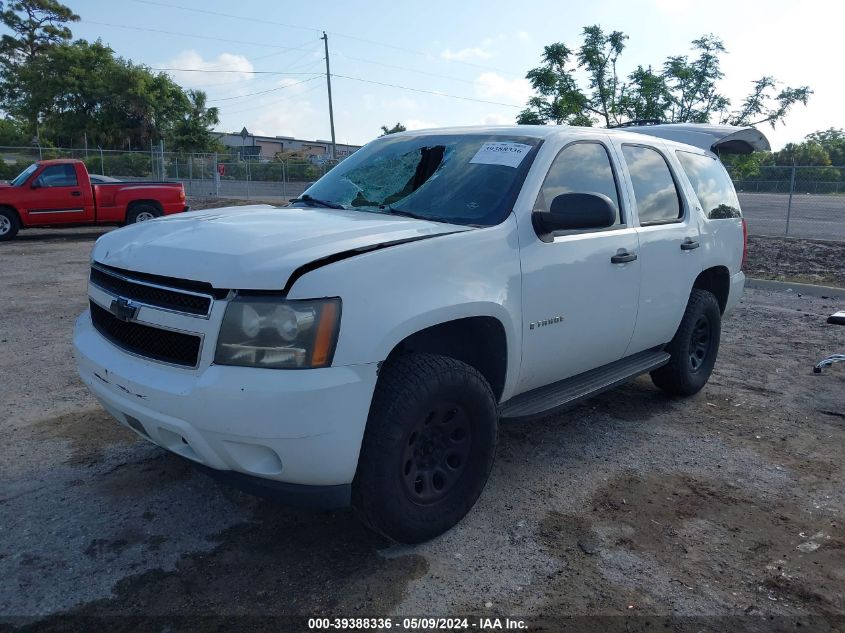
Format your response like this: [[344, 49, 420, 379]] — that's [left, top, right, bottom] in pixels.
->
[[0, 0, 78, 64], [769, 151, 840, 186], [0, 2, 220, 151], [516, 42, 592, 126], [724, 76, 811, 128], [3, 36, 220, 151], [661, 35, 729, 123], [379, 122, 406, 136], [804, 128, 845, 165], [720, 151, 774, 180], [617, 66, 671, 122], [577, 26, 628, 126], [773, 141, 830, 167], [0, 117, 28, 145], [170, 90, 221, 152], [11, 39, 184, 147], [0, 0, 78, 133], [518, 27, 811, 130]]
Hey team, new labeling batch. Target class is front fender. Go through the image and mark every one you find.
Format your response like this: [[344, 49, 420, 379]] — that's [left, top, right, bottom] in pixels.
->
[[289, 215, 524, 400]]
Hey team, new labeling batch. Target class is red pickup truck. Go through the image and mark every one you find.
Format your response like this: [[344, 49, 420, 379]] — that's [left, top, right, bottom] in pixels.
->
[[0, 159, 188, 241]]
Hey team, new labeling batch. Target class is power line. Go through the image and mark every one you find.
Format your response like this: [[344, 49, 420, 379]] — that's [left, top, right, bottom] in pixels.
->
[[127, 0, 321, 34], [124, 0, 520, 78], [172, 70, 520, 109], [151, 68, 320, 75], [337, 52, 476, 85], [82, 19, 310, 51], [91, 5, 524, 116], [177, 55, 325, 91], [332, 74, 521, 108], [200, 40, 318, 72], [208, 75, 322, 102], [222, 81, 324, 116]]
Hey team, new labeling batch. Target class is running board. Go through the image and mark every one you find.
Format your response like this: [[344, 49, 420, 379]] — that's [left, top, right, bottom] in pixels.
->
[[500, 349, 670, 421]]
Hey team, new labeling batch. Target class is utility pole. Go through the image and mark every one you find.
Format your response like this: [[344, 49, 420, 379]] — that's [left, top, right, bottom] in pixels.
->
[[321, 31, 337, 161]]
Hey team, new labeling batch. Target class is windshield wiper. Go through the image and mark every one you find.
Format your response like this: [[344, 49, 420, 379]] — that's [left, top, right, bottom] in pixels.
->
[[289, 194, 345, 210], [380, 205, 450, 223]]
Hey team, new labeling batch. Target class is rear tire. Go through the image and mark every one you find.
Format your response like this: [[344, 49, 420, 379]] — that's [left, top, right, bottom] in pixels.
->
[[0, 207, 20, 241], [126, 204, 161, 224], [353, 353, 498, 544], [650, 288, 721, 396]]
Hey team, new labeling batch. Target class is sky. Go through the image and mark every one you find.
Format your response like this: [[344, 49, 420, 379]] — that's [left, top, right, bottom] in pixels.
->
[[57, 0, 845, 149]]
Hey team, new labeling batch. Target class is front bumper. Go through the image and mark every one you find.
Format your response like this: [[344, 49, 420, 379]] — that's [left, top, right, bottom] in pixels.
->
[[73, 310, 379, 493]]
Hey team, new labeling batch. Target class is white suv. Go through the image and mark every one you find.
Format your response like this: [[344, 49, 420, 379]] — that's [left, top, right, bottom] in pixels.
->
[[73, 123, 766, 543]]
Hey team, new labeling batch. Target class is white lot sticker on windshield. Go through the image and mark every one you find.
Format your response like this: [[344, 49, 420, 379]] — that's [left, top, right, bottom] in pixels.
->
[[469, 142, 532, 168]]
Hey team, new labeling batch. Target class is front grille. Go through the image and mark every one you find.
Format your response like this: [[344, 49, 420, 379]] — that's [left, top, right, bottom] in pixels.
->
[[90, 301, 201, 367], [90, 266, 211, 316]]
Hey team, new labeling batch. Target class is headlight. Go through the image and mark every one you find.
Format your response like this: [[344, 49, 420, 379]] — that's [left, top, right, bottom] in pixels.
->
[[215, 296, 341, 369]]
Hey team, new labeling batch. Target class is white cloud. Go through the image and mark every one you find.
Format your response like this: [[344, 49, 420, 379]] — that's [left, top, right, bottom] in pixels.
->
[[248, 97, 318, 138], [164, 50, 254, 89], [441, 47, 492, 62], [474, 72, 533, 106]]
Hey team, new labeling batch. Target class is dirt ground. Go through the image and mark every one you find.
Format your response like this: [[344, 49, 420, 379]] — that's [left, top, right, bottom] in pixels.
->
[[1, 218, 844, 632], [745, 235, 845, 288]]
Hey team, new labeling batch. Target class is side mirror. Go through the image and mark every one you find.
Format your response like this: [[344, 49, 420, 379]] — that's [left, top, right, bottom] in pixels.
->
[[30, 180, 41, 189], [532, 192, 617, 238]]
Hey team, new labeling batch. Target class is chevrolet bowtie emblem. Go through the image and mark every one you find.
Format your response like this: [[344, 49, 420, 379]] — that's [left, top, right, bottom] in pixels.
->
[[110, 297, 139, 322]]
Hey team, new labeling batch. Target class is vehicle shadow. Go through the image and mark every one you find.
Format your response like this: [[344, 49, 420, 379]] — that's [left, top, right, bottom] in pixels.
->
[[22, 380, 672, 623], [13, 229, 112, 243]]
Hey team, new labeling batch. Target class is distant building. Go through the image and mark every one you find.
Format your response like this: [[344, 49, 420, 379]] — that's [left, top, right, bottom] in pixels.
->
[[215, 131, 361, 164]]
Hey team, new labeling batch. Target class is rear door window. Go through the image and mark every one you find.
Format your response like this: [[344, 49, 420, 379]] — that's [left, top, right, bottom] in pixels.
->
[[676, 151, 741, 219], [621, 145, 682, 225]]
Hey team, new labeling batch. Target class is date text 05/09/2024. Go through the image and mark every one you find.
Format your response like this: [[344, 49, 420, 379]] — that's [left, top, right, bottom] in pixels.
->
[[307, 617, 528, 630]]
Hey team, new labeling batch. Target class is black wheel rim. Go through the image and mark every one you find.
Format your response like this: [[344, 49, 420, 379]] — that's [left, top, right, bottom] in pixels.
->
[[688, 314, 711, 373], [400, 402, 471, 505]]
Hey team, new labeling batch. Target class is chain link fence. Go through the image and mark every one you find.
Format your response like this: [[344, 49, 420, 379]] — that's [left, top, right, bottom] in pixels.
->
[[731, 165, 845, 241], [0, 145, 340, 203], [2, 146, 844, 241]]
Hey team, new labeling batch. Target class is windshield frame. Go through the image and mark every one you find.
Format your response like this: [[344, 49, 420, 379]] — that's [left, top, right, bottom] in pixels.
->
[[10, 163, 38, 187], [293, 133, 545, 227]]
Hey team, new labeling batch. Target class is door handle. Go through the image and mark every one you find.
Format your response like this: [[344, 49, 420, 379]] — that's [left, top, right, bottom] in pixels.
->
[[71, 191, 81, 197], [680, 239, 700, 250], [611, 250, 637, 264]]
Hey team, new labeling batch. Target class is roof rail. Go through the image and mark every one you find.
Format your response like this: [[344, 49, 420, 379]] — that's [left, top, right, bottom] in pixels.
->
[[607, 119, 664, 129]]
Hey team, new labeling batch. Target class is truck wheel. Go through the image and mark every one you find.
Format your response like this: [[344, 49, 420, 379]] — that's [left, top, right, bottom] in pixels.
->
[[650, 288, 721, 396], [353, 353, 498, 543], [126, 204, 160, 224], [0, 208, 20, 242]]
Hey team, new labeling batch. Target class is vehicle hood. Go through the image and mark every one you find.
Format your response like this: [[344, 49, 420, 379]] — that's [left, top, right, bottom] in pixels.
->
[[91, 204, 471, 290]]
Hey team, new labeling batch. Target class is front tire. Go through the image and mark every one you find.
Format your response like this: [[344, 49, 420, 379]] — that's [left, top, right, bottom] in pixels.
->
[[126, 204, 161, 224], [650, 288, 721, 396], [0, 207, 20, 241], [353, 353, 498, 543]]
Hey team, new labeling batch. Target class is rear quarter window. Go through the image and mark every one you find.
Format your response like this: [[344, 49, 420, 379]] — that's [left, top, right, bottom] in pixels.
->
[[676, 151, 741, 219]]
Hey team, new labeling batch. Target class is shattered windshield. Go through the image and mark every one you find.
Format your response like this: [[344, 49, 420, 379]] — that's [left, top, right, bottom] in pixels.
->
[[297, 133, 541, 226]]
